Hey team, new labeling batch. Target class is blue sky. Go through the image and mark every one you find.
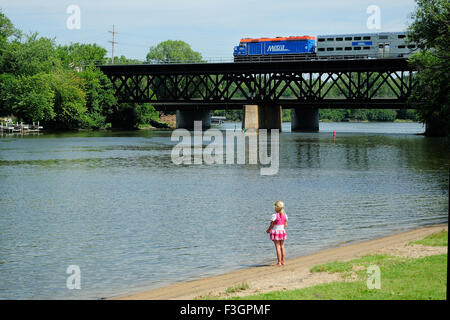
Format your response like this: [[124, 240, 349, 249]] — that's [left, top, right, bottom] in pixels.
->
[[0, 0, 417, 60]]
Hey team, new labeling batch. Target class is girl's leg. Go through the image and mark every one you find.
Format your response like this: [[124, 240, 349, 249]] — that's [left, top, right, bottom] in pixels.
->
[[280, 240, 286, 265], [274, 240, 282, 265]]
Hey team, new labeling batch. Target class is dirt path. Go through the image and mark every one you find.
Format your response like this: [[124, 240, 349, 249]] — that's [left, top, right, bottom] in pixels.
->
[[110, 223, 447, 300]]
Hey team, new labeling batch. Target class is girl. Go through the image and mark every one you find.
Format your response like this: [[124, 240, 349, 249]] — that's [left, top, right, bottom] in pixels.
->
[[266, 201, 287, 266]]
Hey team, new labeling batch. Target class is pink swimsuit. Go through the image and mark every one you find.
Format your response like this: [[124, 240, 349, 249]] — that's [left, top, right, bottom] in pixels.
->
[[269, 212, 287, 241]]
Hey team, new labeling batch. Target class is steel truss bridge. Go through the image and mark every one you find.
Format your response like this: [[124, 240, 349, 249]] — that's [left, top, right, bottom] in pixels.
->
[[99, 58, 419, 111]]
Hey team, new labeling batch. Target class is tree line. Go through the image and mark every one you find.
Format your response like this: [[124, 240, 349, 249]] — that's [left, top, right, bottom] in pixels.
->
[[0, 10, 160, 129]]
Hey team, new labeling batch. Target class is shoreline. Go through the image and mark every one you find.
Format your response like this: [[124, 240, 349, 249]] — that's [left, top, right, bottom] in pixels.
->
[[109, 223, 448, 300]]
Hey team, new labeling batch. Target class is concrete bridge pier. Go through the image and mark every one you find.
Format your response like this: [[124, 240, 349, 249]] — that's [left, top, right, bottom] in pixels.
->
[[176, 109, 211, 130], [242, 105, 282, 131], [291, 107, 319, 132]]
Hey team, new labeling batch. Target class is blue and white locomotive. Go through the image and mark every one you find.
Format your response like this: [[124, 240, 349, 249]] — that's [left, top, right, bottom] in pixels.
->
[[233, 36, 316, 61], [233, 32, 416, 61]]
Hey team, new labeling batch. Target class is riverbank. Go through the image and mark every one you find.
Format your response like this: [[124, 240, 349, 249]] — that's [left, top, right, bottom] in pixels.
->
[[110, 223, 447, 300]]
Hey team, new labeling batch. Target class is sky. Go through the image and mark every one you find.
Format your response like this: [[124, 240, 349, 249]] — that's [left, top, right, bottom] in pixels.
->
[[0, 0, 417, 60]]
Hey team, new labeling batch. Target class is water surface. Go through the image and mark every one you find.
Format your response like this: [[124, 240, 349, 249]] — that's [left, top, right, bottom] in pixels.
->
[[0, 122, 448, 299]]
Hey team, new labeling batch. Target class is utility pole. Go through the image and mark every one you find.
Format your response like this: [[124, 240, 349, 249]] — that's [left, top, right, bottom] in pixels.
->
[[108, 24, 118, 64]]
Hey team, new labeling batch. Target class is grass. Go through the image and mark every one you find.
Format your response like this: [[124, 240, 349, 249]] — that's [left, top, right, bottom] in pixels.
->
[[310, 260, 354, 274], [225, 282, 249, 294], [194, 282, 249, 300], [231, 254, 447, 300], [409, 230, 448, 247], [224, 230, 448, 300]]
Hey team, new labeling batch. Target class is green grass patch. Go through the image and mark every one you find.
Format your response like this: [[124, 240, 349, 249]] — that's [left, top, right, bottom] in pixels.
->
[[409, 230, 448, 247], [225, 282, 249, 294], [229, 254, 447, 300], [194, 282, 249, 300], [310, 261, 353, 274]]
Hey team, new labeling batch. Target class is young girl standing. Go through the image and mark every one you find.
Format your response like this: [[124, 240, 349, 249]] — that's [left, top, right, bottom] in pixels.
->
[[266, 201, 288, 266]]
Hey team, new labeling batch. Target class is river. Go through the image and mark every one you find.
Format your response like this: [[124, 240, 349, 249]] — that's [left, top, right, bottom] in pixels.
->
[[0, 121, 448, 299]]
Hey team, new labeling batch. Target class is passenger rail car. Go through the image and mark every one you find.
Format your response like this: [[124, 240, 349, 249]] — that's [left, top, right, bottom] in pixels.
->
[[233, 32, 416, 61], [316, 32, 416, 58]]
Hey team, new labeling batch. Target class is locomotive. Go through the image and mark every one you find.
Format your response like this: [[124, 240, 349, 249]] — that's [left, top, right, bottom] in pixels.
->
[[233, 32, 417, 62]]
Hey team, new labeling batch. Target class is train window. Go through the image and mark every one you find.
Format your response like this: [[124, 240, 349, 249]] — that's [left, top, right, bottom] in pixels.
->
[[345, 37, 352, 40], [363, 46, 370, 50], [336, 37, 343, 41], [379, 35, 388, 39], [345, 47, 352, 51], [327, 38, 334, 41], [398, 45, 406, 49], [318, 48, 325, 51], [354, 37, 361, 40], [318, 38, 325, 42], [379, 44, 384, 48], [398, 34, 406, 39], [336, 47, 343, 51], [327, 47, 334, 51], [354, 47, 361, 50], [363, 36, 371, 40]]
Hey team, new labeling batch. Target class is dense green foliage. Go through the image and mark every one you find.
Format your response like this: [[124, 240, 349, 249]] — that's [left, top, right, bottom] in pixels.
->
[[212, 109, 243, 121], [407, 0, 449, 136], [0, 9, 159, 129], [212, 108, 416, 123], [146, 40, 203, 63], [319, 109, 408, 122]]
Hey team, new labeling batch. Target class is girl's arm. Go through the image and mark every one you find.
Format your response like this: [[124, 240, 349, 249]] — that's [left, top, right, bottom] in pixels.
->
[[266, 221, 274, 233]]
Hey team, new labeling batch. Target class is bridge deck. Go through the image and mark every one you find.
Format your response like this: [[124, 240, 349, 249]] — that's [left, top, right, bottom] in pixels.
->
[[99, 58, 412, 75]]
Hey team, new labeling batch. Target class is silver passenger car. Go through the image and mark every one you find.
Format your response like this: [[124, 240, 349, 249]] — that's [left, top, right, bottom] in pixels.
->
[[316, 32, 417, 58]]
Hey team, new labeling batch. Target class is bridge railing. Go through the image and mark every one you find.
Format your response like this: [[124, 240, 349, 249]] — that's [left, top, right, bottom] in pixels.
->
[[86, 53, 409, 67]]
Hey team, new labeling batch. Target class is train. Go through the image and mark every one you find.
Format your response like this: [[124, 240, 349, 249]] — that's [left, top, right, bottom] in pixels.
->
[[233, 32, 417, 62]]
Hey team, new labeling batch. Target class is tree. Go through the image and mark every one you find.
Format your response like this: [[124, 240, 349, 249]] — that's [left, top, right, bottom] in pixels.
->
[[9, 73, 55, 123], [0, 10, 19, 71], [109, 103, 159, 129], [0, 9, 19, 45], [77, 66, 117, 128], [146, 40, 203, 63], [45, 71, 87, 129], [366, 109, 396, 121], [0, 73, 16, 116], [407, 0, 449, 136], [1, 33, 61, 76], [107, 55, 142, 65], [57, 43, 107, 69]]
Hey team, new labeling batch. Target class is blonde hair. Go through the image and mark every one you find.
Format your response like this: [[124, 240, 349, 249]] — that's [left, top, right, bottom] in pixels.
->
[[274, 200, 285, 214]]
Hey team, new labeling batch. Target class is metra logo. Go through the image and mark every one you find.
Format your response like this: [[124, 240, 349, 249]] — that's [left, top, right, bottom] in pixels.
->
[[267, 45, 289, 52]]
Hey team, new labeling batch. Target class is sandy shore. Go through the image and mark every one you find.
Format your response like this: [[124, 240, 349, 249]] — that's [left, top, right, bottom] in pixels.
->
[[110, 223, 447, 300]]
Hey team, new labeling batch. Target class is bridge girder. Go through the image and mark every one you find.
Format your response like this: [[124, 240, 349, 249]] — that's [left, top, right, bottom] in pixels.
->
[[99, 59, 419, 110]]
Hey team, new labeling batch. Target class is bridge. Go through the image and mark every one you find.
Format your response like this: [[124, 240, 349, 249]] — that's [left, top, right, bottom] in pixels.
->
[[99, 58, 418, 131]]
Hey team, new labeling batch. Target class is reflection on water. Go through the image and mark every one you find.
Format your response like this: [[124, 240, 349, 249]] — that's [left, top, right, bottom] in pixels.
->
[[0, 122, 448, 299]]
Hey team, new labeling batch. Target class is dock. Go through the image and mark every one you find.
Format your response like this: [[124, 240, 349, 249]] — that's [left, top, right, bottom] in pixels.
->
[[211, 116, 226, 125], [0, 122, 43, 134]]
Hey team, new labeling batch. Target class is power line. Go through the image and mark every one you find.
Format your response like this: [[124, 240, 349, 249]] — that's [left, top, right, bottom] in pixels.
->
[[108, 25, 118, 63]]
